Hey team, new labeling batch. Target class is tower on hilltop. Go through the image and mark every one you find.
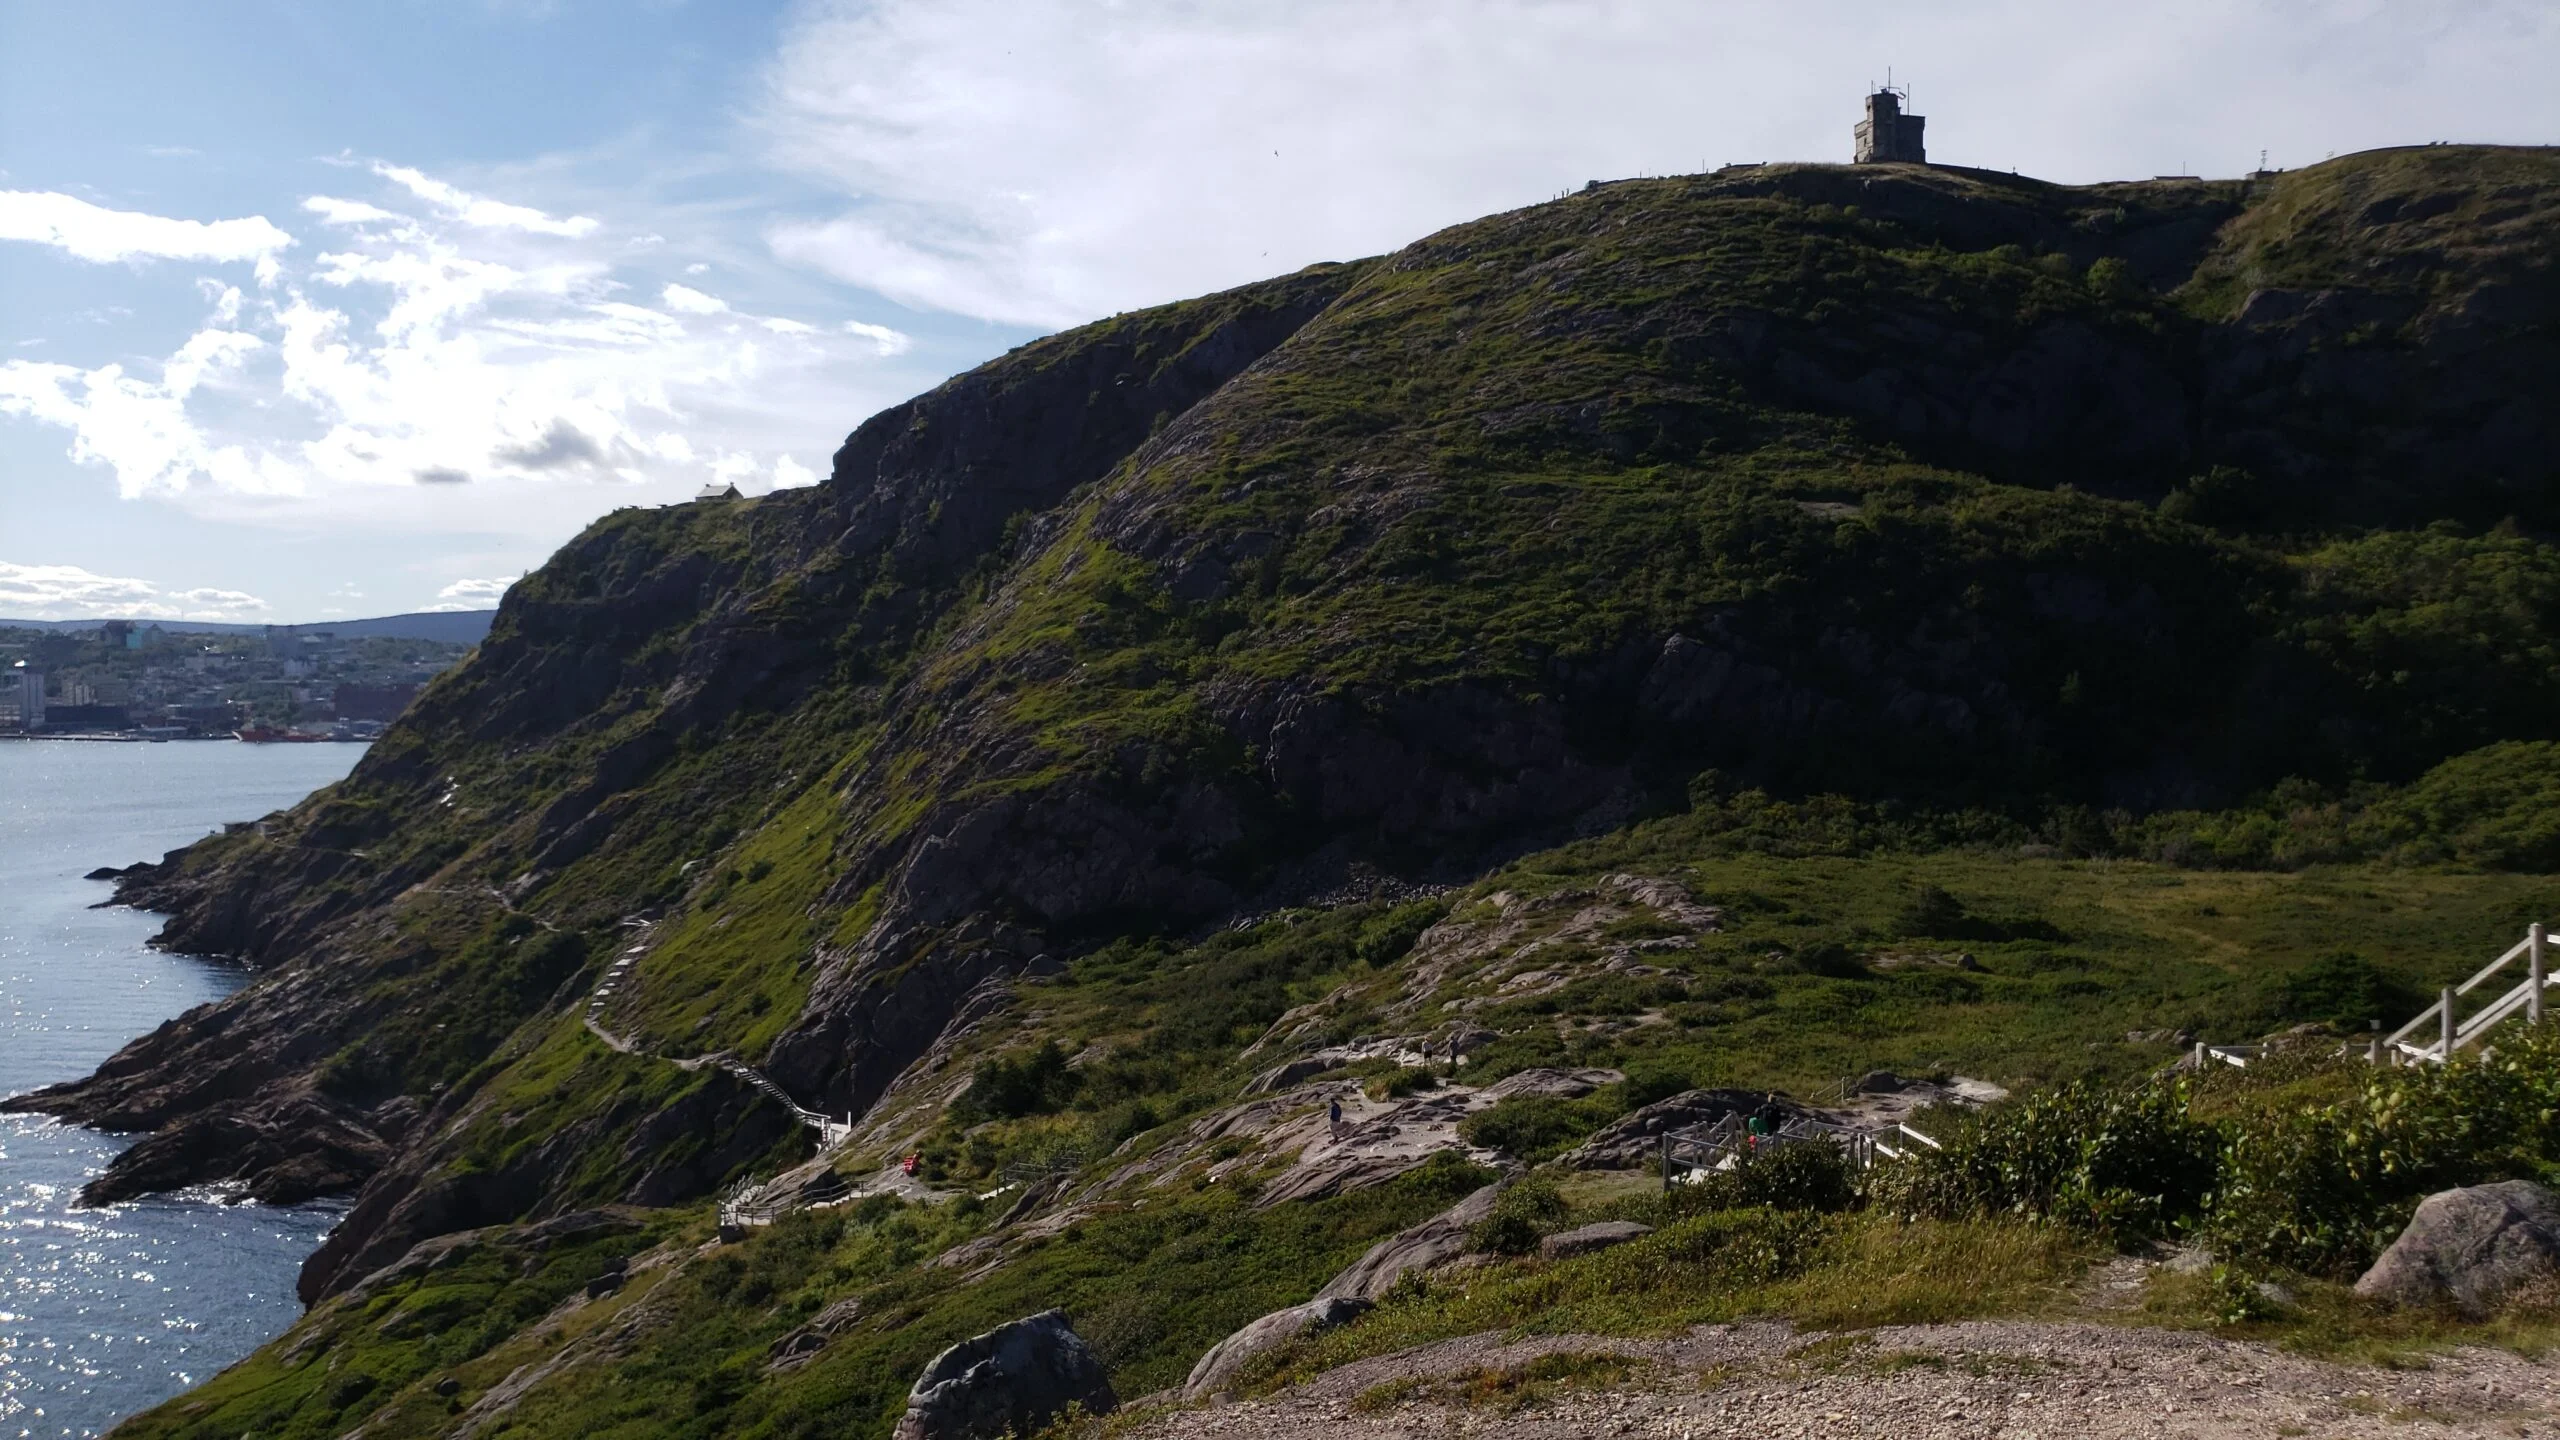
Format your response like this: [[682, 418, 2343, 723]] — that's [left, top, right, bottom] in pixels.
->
[[1853, 85, 1926, 165]]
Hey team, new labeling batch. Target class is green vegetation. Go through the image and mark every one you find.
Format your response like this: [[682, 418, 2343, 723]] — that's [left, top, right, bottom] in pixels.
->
[[81, 146, 2560, 1438], [118, 1158, 1492, 1440]]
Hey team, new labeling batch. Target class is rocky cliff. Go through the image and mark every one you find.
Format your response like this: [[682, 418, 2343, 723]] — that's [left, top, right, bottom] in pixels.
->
[[11, 147, 2560, 1334]]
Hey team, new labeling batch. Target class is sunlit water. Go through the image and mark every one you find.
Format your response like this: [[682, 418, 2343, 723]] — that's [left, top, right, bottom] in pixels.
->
[[1, 741, 362, 1438]]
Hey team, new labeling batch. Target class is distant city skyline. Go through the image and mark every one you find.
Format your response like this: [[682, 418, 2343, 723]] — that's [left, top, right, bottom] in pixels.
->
[[3, 0, 2555, 623]]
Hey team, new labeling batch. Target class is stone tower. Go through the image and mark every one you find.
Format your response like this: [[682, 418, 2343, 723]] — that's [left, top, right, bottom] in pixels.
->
[[1853, 88, 1926, 165]]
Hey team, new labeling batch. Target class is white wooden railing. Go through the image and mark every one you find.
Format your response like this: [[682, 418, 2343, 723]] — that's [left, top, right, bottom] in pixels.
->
[[2385, 923, 2554, 1065]]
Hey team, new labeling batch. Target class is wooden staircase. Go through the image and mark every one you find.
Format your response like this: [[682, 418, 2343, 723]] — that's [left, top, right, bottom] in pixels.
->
[[2385, 923, 2556, 1064]]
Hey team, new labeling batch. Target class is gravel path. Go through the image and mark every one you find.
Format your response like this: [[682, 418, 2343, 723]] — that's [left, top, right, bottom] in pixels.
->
[[1118, 1319, 2558, 1438]]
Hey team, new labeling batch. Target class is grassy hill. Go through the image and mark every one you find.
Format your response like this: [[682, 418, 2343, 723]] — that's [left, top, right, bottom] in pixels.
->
[[20, 145, 2560, 1438]]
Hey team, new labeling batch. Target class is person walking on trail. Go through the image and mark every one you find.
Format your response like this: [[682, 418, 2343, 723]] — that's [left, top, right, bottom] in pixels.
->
[[1329, 1096, 1345, 1141]]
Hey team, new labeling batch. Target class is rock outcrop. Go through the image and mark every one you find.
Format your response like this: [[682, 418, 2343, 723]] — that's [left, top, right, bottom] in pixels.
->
[[1181, 1296, 1372, 1400], [1559, 1090, 1799, 1171], [1539, 1220, 1656, 1260], [893, 1310, 1117, 1440], [1315, 1180, 1507, 1302], [2354, 1181, 2560, 1317]]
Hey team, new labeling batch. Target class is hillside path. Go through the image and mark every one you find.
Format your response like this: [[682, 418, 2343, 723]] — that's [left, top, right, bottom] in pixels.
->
[[1119, 1319, 2557, 1438]]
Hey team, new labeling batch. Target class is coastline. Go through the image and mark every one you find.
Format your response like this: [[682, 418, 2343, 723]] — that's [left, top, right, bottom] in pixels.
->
[[0, 741, 363, 1436]]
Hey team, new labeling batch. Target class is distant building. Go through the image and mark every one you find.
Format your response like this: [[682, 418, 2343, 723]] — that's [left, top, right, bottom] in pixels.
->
[[11, 664, 41, 732], [333, 682, 421, 723], [1853, 87, 1926, 165], [695, 482, 743, 501]]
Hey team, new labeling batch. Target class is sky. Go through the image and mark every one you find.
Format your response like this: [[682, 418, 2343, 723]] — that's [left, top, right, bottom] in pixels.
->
[[1, 1, 2554, 623]]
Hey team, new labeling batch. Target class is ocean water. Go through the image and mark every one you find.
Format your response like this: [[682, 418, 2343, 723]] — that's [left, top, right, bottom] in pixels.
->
[[0, 741, 363, 1439]]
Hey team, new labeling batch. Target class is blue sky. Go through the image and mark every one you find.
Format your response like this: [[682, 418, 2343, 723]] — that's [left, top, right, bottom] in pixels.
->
[[3, 1, 2555, 623]]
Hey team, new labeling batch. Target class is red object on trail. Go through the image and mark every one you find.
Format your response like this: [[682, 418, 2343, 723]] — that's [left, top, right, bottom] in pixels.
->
[[901, 1152, 921, 1176]]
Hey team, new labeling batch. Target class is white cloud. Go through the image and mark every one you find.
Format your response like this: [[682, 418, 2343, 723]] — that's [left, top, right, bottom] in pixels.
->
[[0, 561, 267, 620], [374, 163, 599, 237], [0, 190, 293, 265], [0, 159, 921, 513], [661, 282, 730, 314], [0, 337, 286, 501], [303, 196, 401, 226], [759, 0, 2560, 326], [843, 319, 912, 357], [684, 261, 709, 275], [196, 279, 244, 324], [774, 454, 819, 488], [432, 576, 515, 611]]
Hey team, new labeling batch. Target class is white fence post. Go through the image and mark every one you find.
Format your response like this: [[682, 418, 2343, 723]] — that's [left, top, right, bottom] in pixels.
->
[[2533, 923, 2548, 1026]]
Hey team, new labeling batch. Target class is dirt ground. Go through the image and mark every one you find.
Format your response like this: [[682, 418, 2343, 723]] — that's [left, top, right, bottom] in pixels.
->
[[1115, 1319, 2559, 1439]]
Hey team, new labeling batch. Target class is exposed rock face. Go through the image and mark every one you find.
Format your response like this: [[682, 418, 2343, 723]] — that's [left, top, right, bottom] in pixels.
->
[[1315, 1180, 1507, 1302], [1181, 1296, 1372, 1400], [2354, 1181, 2560, 1316], [1559, 1090, 1798, 1171], [77, 1088, 396, 1205], [1478, 1067, 1624, 1102], [1540, 1220, 1656, 1260], [892, 1309, 1117, 1440], [766, 1297, 868, 1373]]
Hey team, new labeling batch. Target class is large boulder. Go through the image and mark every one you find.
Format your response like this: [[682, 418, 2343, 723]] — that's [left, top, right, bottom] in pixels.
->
[[2354, 1181, 2560, 1318], [1558, 1089, 1791, 1170], [892, 1310, 1117, 1440], [1314, 1180, 1507, 1302], [1180, 1296, 1371, 1400]]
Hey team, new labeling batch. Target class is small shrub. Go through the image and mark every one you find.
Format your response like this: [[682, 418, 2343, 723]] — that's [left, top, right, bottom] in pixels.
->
[[1679, 1138, 1859, 1215], [1458, 1095, 1608, 1163], [2203, 1263, 2290, 1326], [1354, 899, 1450, 966], [1367, 1066, 1439, 1100], [1894, 885, 1970, 939], [954, 1041, 1082, 1121], [2268, 952, 2418, 1031], [1791, 942, 1867, 979], [1468, 1176, 1568, 1256], [1620, 1064, 1694, 1111]]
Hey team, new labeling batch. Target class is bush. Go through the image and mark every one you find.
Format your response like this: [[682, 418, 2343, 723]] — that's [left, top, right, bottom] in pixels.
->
[[1619, 1064, 1694, 1111], [1893, 885, 1970, 938], [2267, 951, 2418, 1031], [1871, 1079, 2221, 1244], [1366, 1066, 1440, 1100], [1791, 942, 1868, 979], [1458, 1095, 1608, 1163], [1876, 1027, 2560, 1277], [2206, 1027, 2560, 1276], [1701, 1138, 1859, 1214], [1468, 1176, 1568, 1256], [955, 1041, 1081, 1121]]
